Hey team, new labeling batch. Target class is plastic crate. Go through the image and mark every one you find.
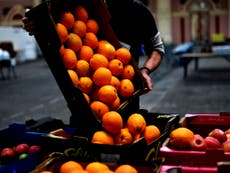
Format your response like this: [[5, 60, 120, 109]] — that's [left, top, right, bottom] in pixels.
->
[[37, 110, 179, 167], [160, 162, 230, 173], [180, 113, 230, 137], [160, 165, 217, 173], [25, 0, 146, 135], [160, 113, 230, 167], [31, 152, 158, 173], [0, 124, 44, 173]]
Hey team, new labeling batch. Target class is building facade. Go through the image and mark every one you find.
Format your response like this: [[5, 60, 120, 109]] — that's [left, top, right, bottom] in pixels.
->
[[150, 0, 229, 44], [0, 0, 229, 45]]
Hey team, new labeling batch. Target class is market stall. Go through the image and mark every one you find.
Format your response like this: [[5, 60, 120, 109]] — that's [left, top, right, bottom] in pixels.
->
[[1, 0, 230, 173]]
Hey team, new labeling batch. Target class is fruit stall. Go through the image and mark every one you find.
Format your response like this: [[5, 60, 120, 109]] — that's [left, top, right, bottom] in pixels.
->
[[1, 0, 230, 173]]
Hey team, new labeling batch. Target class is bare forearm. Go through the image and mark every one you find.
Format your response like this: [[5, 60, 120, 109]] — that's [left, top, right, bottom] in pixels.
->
[[143, 51, 162, 73]]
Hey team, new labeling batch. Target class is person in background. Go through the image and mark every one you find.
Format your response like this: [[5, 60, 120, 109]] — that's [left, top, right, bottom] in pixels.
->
[[22, 0, 164, 114], [0, 48, 10, 61], [105, 0, 164, 113]]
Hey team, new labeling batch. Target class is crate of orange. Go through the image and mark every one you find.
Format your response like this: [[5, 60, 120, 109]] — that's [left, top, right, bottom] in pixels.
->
[[25, 0, 146, 136], [35, 110, 179, 166], [31, 152, 158, 173], [87, 110, 179, 165], [159, 113, 230, 167]]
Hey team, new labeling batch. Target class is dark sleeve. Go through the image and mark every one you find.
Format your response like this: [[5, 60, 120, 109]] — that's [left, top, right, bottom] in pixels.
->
[[138, 3, 165, 56]]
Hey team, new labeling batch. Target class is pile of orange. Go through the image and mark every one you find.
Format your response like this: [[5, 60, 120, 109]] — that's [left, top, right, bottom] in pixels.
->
[[55, 5, 159, 147], [55, 5, 136, 119], [91, 112, 161, 145], [39, 160, 138, 173]]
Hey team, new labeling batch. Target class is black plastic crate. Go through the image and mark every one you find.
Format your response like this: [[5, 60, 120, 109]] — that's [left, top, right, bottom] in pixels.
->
[[37, 111, 180, 166]]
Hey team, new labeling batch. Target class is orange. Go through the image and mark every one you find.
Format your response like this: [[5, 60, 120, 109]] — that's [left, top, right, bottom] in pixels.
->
[[86, 19, 99, 34], [78, 45, 94, 62], [39, 171, 53, 173], [69, 170, 89, 173], [121, 64, 135, 80], [114, 165, 138, 173], [97, 40, 116, 60], [72, 20, 87, 38], [59, 11, 75, 29], [76, 59, 90, 77], [78, 76, 93, 94], [59, 44, 66, 56], [66, 33, 82, 52], [62, 48, 77, 69], [73, 5, 88, 22], [83, 92, 90, 104], [55, 23, 68, 43], [115, 47, 131, 65], [98, 85, 117, 105], [91, 131, 114, 144], [102, 111, 123, 134], [169, 127, 195, 150], [110, 76, 120, 90], [110, 96, 120, 111], [126, 113, 146, 136], [89, 53, 109, 71], [108, 59, 123, 76], [90, 101, 109, 118], [83, 32, 99, 49], [85, 162, 109, 173], [143, 125, 161, 144], [67, 69, 79, 87], [118, 79, 134, 98], [60, 160, 83, 173], [92, 67, 112, 86], [115, 128, 133, 145], [100, 170, 114, 173]]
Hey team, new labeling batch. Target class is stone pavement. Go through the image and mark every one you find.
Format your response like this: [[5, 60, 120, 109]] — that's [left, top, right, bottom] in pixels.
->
[[140, 56, 230, 116], [0, 56, 230, 129]]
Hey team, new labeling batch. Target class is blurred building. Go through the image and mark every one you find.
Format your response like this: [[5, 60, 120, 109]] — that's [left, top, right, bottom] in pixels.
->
[[0, 0, 41, 63], [0, 0, 229, 56], [149, 0, 229, 45]]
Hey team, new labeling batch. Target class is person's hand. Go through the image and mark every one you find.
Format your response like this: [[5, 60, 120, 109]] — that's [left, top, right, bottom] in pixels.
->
[[22, 9, 34, 36], [140, 68, 153, 94]]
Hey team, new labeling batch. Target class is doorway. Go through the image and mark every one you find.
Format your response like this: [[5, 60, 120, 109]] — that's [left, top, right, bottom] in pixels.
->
[[187, 0, 211, 43]]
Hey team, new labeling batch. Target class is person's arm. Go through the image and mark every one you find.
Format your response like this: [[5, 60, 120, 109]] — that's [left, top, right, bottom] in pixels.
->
[[140, 50, 162, 92], [141, 28, 165, 92], [135, 2, 164, 93]]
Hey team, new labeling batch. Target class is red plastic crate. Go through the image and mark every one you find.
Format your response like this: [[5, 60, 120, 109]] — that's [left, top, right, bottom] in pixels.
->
[[180, 113, 230, 137], [160, 162, 230, 173], [160, 165, 217, 173], [160, 113, 230, 167]]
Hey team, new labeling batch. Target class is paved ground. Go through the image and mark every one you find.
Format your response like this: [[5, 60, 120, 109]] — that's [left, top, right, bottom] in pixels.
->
[[0, 55, 230, 129]]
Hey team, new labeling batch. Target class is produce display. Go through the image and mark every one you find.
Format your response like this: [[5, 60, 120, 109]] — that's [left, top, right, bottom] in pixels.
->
[[8, 0, 230, 172], [0, 143, 41, 165], [37, 160, 139, 173], [55, 5, 138, 118], [50, 3, 165, 150], [169, 127, 230, 151], [160, 114, 230, 168], [91, 112, 161, 145]]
